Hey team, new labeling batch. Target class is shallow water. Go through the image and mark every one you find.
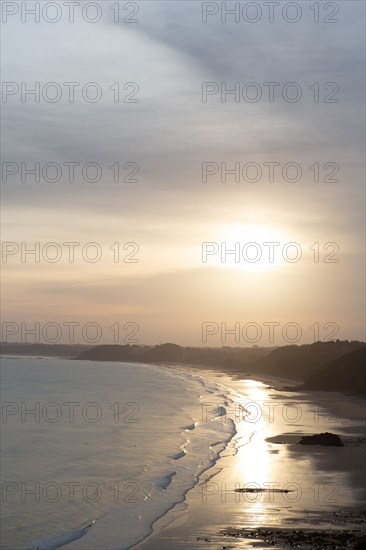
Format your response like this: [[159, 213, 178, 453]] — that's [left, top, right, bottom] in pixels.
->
[[0, 357, 236, 550]]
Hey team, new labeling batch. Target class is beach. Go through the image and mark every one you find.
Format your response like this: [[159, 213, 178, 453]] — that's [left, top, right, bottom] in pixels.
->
[[3, 1, 365, 548], [135, 365, 366, 549], [1, 356, 365, 549]]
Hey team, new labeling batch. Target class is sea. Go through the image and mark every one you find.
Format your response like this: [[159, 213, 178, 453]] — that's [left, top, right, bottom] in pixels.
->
[[0, 356, 237, 550]]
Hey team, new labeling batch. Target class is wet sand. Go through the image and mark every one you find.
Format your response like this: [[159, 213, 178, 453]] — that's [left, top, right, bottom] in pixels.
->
[[133, 365, 366, 549]]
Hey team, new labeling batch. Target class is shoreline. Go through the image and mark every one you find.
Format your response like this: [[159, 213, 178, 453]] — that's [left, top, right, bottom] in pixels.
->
[[3, 356, 365, 549], [3, 352, 365, 400], [134, 363, 366, 550], [146, 360, 303, 385]]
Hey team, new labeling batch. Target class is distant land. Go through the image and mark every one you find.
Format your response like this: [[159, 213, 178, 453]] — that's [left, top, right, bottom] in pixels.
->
[[1, 340, 365, 395], [299, 346, 366, 393], [0, 342, 90, 357]]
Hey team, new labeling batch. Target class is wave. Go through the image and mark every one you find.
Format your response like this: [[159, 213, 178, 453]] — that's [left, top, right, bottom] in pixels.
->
[[30, 521, 95, 550]]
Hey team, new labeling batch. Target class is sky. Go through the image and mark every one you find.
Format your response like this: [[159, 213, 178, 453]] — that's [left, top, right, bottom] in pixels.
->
[[1, 0, 365, 347]]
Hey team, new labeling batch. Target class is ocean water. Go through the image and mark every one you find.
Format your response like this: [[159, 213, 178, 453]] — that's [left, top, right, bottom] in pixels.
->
[[0, 357, 236, 550]]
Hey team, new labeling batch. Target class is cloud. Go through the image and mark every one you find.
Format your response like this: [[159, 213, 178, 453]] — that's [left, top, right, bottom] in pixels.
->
[[1, 1, 365, 343]]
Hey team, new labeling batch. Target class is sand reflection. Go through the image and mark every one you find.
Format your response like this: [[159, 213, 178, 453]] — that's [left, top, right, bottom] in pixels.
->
[[230, 380, 289, 527]]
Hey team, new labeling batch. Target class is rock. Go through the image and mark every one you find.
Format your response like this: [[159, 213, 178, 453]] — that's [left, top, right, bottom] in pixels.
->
[[298, 432, 343, 447]]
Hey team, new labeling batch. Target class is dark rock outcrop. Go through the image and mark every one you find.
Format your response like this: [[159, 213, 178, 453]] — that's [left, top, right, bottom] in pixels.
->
[[298, 432, 343, 447]]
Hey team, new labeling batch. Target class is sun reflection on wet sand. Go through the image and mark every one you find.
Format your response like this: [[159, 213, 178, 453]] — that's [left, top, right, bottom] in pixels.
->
[[221, 377, 364, 533], [230, 380, 284, 528], [138, 373, 366, 549]]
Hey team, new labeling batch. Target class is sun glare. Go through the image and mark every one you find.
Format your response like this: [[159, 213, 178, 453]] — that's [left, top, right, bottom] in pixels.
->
[[216, 223, 288, 272]]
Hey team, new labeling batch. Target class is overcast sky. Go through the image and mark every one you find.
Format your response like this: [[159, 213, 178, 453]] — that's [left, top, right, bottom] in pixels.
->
[[1, 1, 365, 346]]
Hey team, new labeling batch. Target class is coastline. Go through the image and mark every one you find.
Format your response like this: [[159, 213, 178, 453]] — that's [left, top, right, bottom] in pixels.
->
[[151, 360, 303, 385], [133, 363, 366, 550], [3, 356, 365, 549]]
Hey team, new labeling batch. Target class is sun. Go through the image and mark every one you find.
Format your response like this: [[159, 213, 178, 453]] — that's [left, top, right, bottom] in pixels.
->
[[215, 223, 288, 272]]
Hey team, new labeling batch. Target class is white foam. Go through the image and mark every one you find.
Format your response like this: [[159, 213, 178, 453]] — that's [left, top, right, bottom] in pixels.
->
[[30, 521, 94, 550]]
